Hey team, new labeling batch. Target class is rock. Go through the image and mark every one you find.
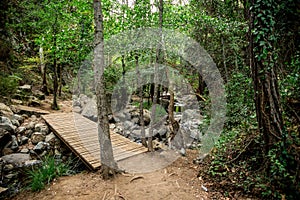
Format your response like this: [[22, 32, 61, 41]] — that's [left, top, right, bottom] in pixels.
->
[[12, 114, 24, 124], [31, 132, 46, 144], [73, 99, 81, 107], [11, 99, 22, 105], [109, 124, 116, 129], [18, 84, 32, 91], [79, 94, 89, 106], [30, 115, 37, 121], [123, 121, 134, 130], [28, 96, 41, 107], [34, 123, 49, 134], [81, 99, 97, 121], [25, 121, 36, 130], [73, 106, 82, 113], [24, 129, 33, 137], [3, 164, 14, 172], [16, 126, 26, 134], [32, 90, 45, 100], [20, 148, 29, 154], [33, 142, 49, 153], [10, 135, 19, 151], [11, 119, 20, 127], [0, 116, 15, 133], [0, 103, 13, 118], [45, 132, 57, 145], [158, 127, 167, 136], [0, 128, 11, 151], [24, 160, 42, 167], [2, 148, 13, 155], [20, 135, 29, 145], [1, 153, 31, 167]]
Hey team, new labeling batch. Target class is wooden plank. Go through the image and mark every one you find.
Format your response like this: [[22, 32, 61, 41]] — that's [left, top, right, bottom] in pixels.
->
[[42, 113, 148, 171]]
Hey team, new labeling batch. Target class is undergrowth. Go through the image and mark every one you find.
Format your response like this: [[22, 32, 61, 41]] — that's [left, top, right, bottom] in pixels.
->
[[26, 156, 72, 192]]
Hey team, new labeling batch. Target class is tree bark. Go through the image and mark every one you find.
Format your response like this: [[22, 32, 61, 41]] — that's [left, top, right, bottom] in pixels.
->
[[93, 0, 118, 179], [250, 0, 284, 154], [135, 53, 147, 147], [39, 44, 49, 95]]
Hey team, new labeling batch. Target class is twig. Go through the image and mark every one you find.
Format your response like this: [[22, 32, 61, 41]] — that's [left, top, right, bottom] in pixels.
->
[[102, 191, 107, 200], [226, 137, 254, 164], [129, 175, 144, 183]]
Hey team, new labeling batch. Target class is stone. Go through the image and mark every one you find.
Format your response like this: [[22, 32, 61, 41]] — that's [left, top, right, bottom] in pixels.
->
[[34, 123, 49, 134], [11, 119, 20, 127], [158, 127, 168, 136], [31, 132, 46, 144], [12, 114, 24, 124], [25, 121, 36, 130], [0, 103, 13, 118], [0, 128, 11, 151], [0, 116, 15, 133], [20, 135, 29, 145], [16, 126, 26, 134], [73, 99, 81, 107], [24, 129, 33, 137], [29, 96, 41, 107], [3, 164, 14, 172], [81, 99, 97, 121], [18, 84, 32, 91], [109, 124, 116, 129], [32, 90, 45, 100], [24, 160, 41, 167], [1, 153, 31, 166], [73, 106, 82, 113], [10, 135, 19, 151], [20, 148, 29, 154], [79, 94, 89, 106], [45, 132, 57, 145], [33, 142, 49, 153]]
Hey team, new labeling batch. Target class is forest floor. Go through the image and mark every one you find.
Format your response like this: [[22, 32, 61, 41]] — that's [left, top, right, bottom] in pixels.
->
[[10, 96, 255, 200]]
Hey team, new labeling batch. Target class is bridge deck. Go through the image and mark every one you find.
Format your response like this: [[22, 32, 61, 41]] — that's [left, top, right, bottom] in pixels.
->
[[42, 113, 148, 170]]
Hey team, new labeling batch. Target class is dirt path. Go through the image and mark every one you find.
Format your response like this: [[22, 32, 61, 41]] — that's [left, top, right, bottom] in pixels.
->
[[11, 150, 216, 200]]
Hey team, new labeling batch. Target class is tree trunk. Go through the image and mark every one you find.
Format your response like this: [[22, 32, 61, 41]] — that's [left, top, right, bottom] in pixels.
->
[[93, 0, 118, 179], [58, 64, 62, 97], [250, 0, 284, 154], [52, 33, 59, 110], [39, 44, 49, 95], [135, 53, 147, 147]]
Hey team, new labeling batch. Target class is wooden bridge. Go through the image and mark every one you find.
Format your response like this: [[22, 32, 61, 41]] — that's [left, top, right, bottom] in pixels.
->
[[42, 113, 148, 170]]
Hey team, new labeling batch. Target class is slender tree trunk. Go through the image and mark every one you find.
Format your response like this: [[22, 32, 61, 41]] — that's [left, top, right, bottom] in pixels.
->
[[52, 33, 59, 110], [39, 44, 48, 95], [135, 53, 147, 147], [148, 0, 164, 152], [58, 64, 62, 97], [93, 0, 117, 179]]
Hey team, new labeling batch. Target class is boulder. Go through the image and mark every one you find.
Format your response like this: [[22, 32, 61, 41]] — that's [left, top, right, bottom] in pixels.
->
[[1, 153, 31, 167], [16, 126, 26, 134], [33, 142, 49, 153], [0, 103, 13, 118], [45, 132, 57, 146], [73, 106, 82, 113], [11, 119, 20, 127], [10, 135, 19, 151], [0, 128, 11, 152], [31, 132, 46, 144], [12, 114, 24, 124], [0, 116, 16, 133], [34, 123, 49, 134], [81, 99, 97, 121]]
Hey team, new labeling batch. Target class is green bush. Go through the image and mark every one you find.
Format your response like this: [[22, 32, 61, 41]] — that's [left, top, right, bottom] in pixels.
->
[[0, 74, 21, 97]]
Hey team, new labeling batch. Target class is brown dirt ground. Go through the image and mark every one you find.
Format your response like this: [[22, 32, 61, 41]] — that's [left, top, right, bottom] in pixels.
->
[[11, 150, 255, 200]]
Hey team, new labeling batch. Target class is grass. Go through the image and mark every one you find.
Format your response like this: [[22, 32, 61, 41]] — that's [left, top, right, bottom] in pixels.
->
[[27, 156, 71, 192]]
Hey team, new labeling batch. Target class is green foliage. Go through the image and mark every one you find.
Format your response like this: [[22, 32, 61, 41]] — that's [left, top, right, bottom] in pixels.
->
[[0, 74, 21, 97], [27, 156, 71, 192]]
